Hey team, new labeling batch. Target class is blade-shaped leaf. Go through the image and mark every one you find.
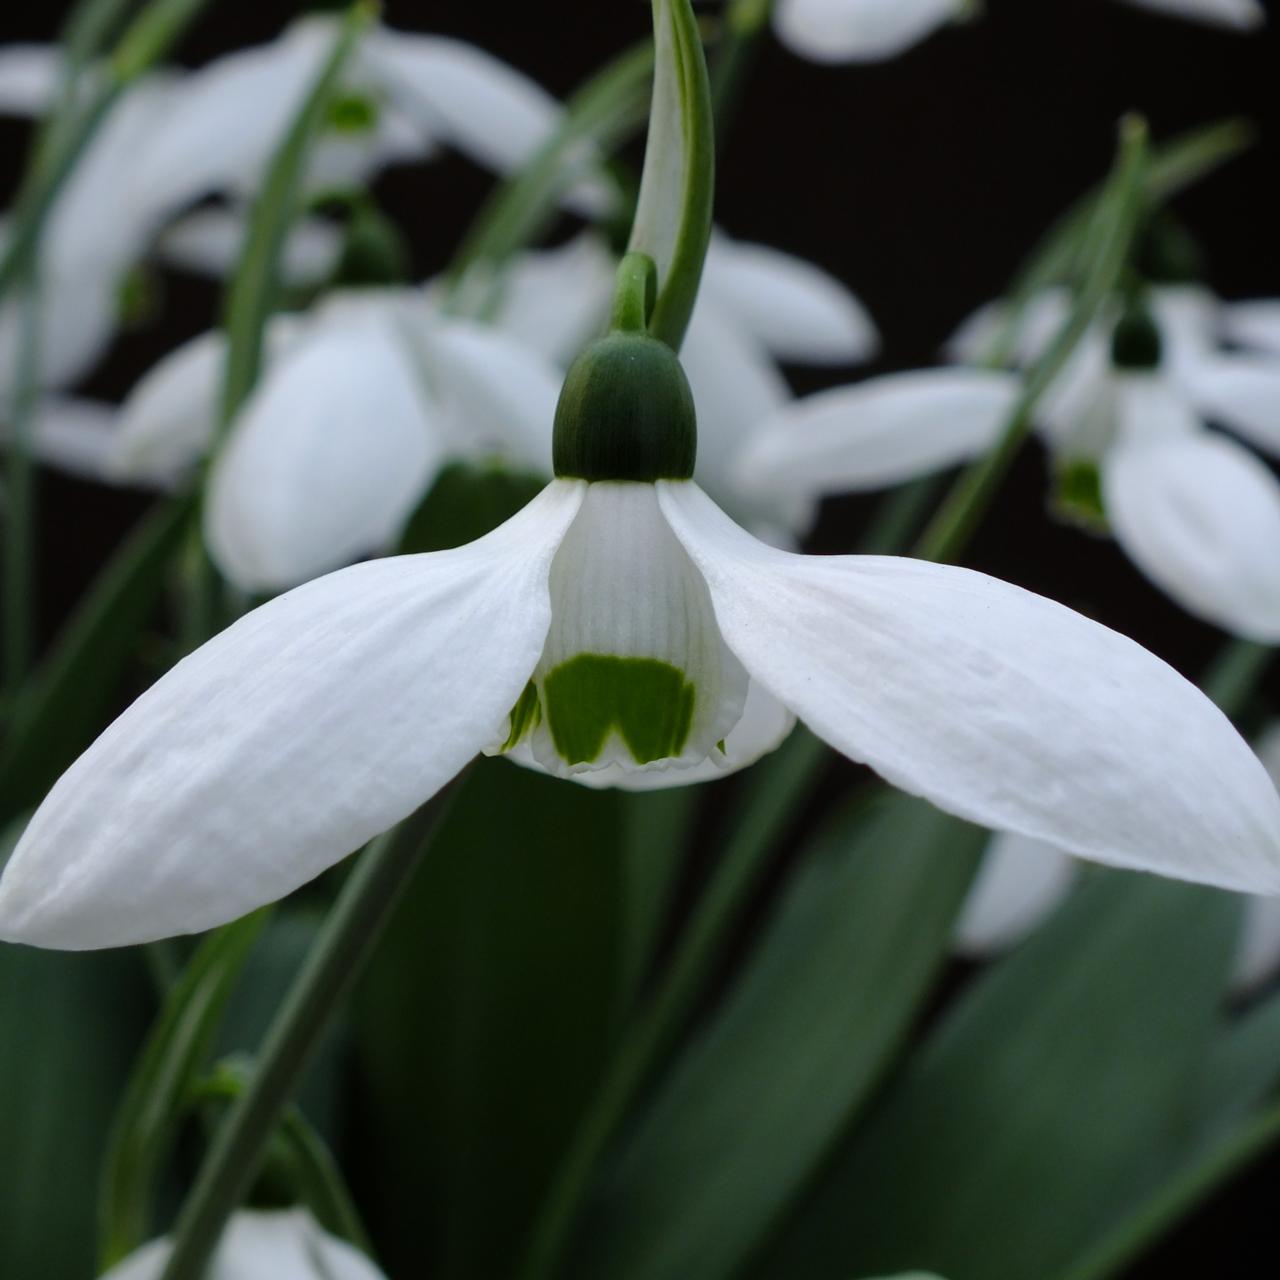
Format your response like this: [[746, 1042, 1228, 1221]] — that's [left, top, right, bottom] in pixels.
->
[[352, 757, 627, 1279], [0, 944, 151, 1278], [754, 872, 1241, 1280], [569, 792, 983, 1280]]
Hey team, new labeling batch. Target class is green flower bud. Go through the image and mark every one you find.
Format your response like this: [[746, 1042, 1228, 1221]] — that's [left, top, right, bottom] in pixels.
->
[[1110, 306, 1162, 371], [552, 331, 697, 482]]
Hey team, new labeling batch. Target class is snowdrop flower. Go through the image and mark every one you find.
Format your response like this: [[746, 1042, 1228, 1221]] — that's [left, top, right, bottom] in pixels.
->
[[773, 0, 1262, 64], [1, 314, 1278, 951], [0, 17, 592, 400], [0, 69, 178, 399], [957, 724, 1280, 995], [485, 229, 878, 537], [99, 1208, 384, 1280], [739, 284, 1280, 640], [106, 289, 564, 591], [127, 14, 604, 241]]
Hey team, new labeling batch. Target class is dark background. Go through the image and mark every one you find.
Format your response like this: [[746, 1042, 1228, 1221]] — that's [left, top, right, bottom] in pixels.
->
[[3, 0, 1278, 1275]]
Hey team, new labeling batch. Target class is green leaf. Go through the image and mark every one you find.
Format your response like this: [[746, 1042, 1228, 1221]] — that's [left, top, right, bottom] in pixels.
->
[[628, 0, 715, 349], [569, 792, 984, 1280], [352, 758, 627, 1279], [0, 945, 151, 1279], [397, 460, 547, 554], [98, 911, 268, 1268], [754, 873, 1241, 1280], [0, 495, 194, 829]]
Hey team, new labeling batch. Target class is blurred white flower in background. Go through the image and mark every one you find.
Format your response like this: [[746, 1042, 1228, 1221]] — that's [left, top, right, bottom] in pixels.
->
[[957, 723, 1280, 995], [772, 0, 1264, 64], [99, 1208, 384, 1280], [0, 14, 598, 402], [737, 284, 1280, 641]]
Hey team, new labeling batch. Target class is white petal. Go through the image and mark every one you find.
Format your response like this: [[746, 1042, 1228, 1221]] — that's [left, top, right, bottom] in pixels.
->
[[1222, 299, 1280, 356], [520, 482, 749, 779], [1115, 0, 1265, 30], [25, 397, 130, 484], [734, 368, 1019, 502], [419, 319, 562, 473], [773, 0, 962, 62], [1104, 430, 1280, 641], [0, 482, 583, 948], [109, 331, 227, 483], [1180, 354, 1280, 458], [945, 298, 1006, 365], [658, 480, 1280, 893], [366, 30, 562, 177], [156, 207, 344, 287], [953, 833, 1077, 956], [680, 298, 806, 536], [486, 234, 616, 365], [1235, 895, 1280, 993], [207, 309, 442, 591], [507, 677, 794, 791], [702, 234, 879, 364], [0, 44, 63, 115], [100, 1209, 387, 1280], [0, 268, 120, 397]]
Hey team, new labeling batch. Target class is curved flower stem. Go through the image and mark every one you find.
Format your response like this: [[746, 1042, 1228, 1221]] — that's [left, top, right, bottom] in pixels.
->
[[915, 113, 1151, 565], [628, 0, 715, 351], [157, 779, 463, 1280]]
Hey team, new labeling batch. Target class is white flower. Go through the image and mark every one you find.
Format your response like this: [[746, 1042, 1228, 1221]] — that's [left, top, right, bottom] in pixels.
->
[[99, 1208, 384, 1280], [773, 0, 1263, 63], [105, 289, 563, 591], [0, 18, 589, 399], [739, 285, 1280, 640], [957, 724, 1280, 995], [1, 368, 1277, 953]]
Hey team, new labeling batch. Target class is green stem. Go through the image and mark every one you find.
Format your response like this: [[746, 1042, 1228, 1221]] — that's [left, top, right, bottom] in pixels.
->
[[1203, 639, 1273, 719], [157, 783, 461, 1280], [628, 0, 715, 351], [193, 1064, 373, 1256], [611, 252, 658, 332], [915, 114, 1151, 565], [444, 41, 654, 305], [3, 266, 42, 696]]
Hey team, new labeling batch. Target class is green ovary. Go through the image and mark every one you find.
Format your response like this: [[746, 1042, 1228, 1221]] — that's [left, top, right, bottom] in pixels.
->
[[542, 655, 697, 766]]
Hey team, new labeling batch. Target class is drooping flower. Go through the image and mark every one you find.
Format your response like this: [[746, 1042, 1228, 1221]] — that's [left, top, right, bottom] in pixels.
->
[[98, 1208, 384, 1280], [1, 318, 1276, 951], [957, 723, 1280, 994], [0, 17, 597, 399], [738, 284, 1280, 640], [771, 0, 1263, 64], [101, 289, 562, 591]]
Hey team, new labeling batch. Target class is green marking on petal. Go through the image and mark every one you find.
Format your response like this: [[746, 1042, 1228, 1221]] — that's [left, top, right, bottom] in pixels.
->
[[1052, 457, 1109, 533], [326, 90, 380, 135], [543, 654, 696, 766], [502, 681, 542, 751]]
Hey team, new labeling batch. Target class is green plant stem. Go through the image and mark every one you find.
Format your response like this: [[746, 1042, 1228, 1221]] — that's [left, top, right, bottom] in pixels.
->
[[157, 783, 462, 1280], [1203, 639, 1273, 718], [915, 114, 1151, 565], [3, 269, 42, 697]]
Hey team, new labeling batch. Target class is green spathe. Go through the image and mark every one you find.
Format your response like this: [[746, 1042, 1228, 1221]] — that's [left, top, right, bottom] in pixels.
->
[[552, 332, 697, 482], [542, 655, 696, 766]]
